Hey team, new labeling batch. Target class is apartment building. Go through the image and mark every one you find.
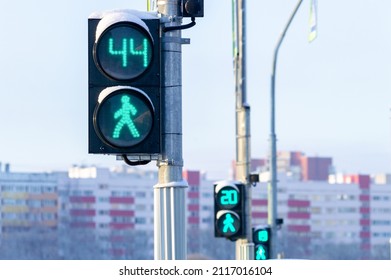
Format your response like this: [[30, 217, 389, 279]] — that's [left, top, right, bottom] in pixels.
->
[[0, 166, 58, 236], [0, 155, 390, 259]]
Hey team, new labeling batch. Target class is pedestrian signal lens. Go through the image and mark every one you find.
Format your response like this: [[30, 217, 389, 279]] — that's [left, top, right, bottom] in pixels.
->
[[216, 186, 239, 209], [255, 245, 268, 260], [256, 229, 269, 243], [216, 211, 241, 237], [94, 88, 154, 148], [95, 23, 153, 80]]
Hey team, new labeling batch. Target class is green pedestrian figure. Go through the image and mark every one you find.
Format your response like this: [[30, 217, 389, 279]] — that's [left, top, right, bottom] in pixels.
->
[[222, 213, 236, 233], [256, 246, 267, 260], [113, 95, 140, 139]]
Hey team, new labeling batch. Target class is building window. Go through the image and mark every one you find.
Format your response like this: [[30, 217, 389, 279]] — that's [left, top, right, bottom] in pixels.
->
[[337, 207, 356, 213], [112, 216, 132, 223], [372, 220, 391, 226], [135, 192, 146, 198], [99, 197, 109, 203], [201, 193, 212, 199], [311, 207, 321, 214], [98, 210, 109, 215], [135, 217, 146, 224], [136, 205, 146, 211], [1, 186, 13, 191]]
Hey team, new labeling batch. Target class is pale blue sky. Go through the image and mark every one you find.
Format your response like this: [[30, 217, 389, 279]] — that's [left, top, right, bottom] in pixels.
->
[[0, 0, 390, 179]]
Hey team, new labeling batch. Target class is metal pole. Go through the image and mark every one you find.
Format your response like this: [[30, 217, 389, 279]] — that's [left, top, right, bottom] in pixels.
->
[[389, 238, 391, 260], [154, 0, 188, 260], [233, 0, 253, 260], [269, 0, 303, 259]]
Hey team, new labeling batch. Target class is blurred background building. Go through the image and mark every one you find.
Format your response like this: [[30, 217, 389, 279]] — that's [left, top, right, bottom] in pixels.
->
[[0, 151, 390, 259]]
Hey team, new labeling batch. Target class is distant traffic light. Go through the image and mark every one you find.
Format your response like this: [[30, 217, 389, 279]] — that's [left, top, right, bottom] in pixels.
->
[[182, 0, 204, 17], [253, 226, 271, 260], [214, 181, 246, 241], [88, 10, 161, 157]]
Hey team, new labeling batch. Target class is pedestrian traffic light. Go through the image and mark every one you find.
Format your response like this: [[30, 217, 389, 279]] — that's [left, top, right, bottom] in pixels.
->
[[88, 10, 161, 158], [253, 226, 271, 260], [214, 181, 246, 241]]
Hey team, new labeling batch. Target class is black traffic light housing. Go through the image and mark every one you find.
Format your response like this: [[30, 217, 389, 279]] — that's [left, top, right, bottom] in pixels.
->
[[88, 10, 161, 157], [253, 225, 271, 260], [183, 0, 204, 17], [214, 180, 246, 241]]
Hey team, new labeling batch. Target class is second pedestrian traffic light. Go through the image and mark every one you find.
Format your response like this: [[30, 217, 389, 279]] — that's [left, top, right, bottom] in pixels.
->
[[253, 226, 271, 260], [214, 181, 246, 241], [88, 10, 161, 156]]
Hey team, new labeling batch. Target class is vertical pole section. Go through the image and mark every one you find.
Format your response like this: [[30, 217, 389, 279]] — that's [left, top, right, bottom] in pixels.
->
[[269, 0, 303, 259], [233, 0, 253, 260], [389, 238, 391, 260], [154, 0, 188, 260]]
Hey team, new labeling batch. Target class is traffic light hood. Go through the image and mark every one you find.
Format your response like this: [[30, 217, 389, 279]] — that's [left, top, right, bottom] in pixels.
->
[[92, 10, 157, 45]]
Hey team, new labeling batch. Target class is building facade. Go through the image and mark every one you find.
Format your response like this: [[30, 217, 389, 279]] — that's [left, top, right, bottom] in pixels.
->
[[0, 156, 390, 259]]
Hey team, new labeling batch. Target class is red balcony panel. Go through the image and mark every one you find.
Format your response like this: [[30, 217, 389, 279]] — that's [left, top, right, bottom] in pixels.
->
[[359, 195, 370, 201], [360, 219, 370, 226], [109, 210, 134, 217], [110, 223, 134, 230], [288, 212, 310, 219], [360, 243, 371, 251], [70, 196, 95, 203], [252, 199, 267, 206], [188, 191, 199, 199], [358, 175, 370, 189], [183, 170, 200, 186], [360, 207, 370, 214], [70, 209, 96, 216], [360, 231, 370, 239], [252, 212, 267, 219], [188, 217, 199, 224], [109, 197, 134, 204], [287, 225, 310, 232], [188, 204, 199, 212], [287, 200, 310, 208], [70, 222, 95, 228]]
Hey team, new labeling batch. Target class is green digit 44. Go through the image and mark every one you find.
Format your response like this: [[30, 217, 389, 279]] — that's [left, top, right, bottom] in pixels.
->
[[108, 38, 149, 68]]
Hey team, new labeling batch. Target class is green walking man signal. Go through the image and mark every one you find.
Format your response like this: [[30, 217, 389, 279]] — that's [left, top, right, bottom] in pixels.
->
[[222, 213, 236, 233], [113, 95, 140, 139], [255, 246, 267, 260]]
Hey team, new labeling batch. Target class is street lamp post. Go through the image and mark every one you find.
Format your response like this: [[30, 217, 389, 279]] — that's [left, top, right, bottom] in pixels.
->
[[269, 0, 303, 259]]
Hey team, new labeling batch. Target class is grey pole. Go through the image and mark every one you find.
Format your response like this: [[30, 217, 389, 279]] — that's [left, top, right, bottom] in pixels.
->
[[389, 238, 391, 260], [154, 0, 188, 260], [269, 0, 303, 259], [233, 0, 253, 260]]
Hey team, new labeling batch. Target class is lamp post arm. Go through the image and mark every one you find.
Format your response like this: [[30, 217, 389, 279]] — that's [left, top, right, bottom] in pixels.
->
[[272, 0, 304, 77]]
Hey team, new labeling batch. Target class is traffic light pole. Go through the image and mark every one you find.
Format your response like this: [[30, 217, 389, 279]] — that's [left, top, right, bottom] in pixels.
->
[[154, 0, 188, 260], [233, 0, 254, 260], [269, 0, 303, 259]]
